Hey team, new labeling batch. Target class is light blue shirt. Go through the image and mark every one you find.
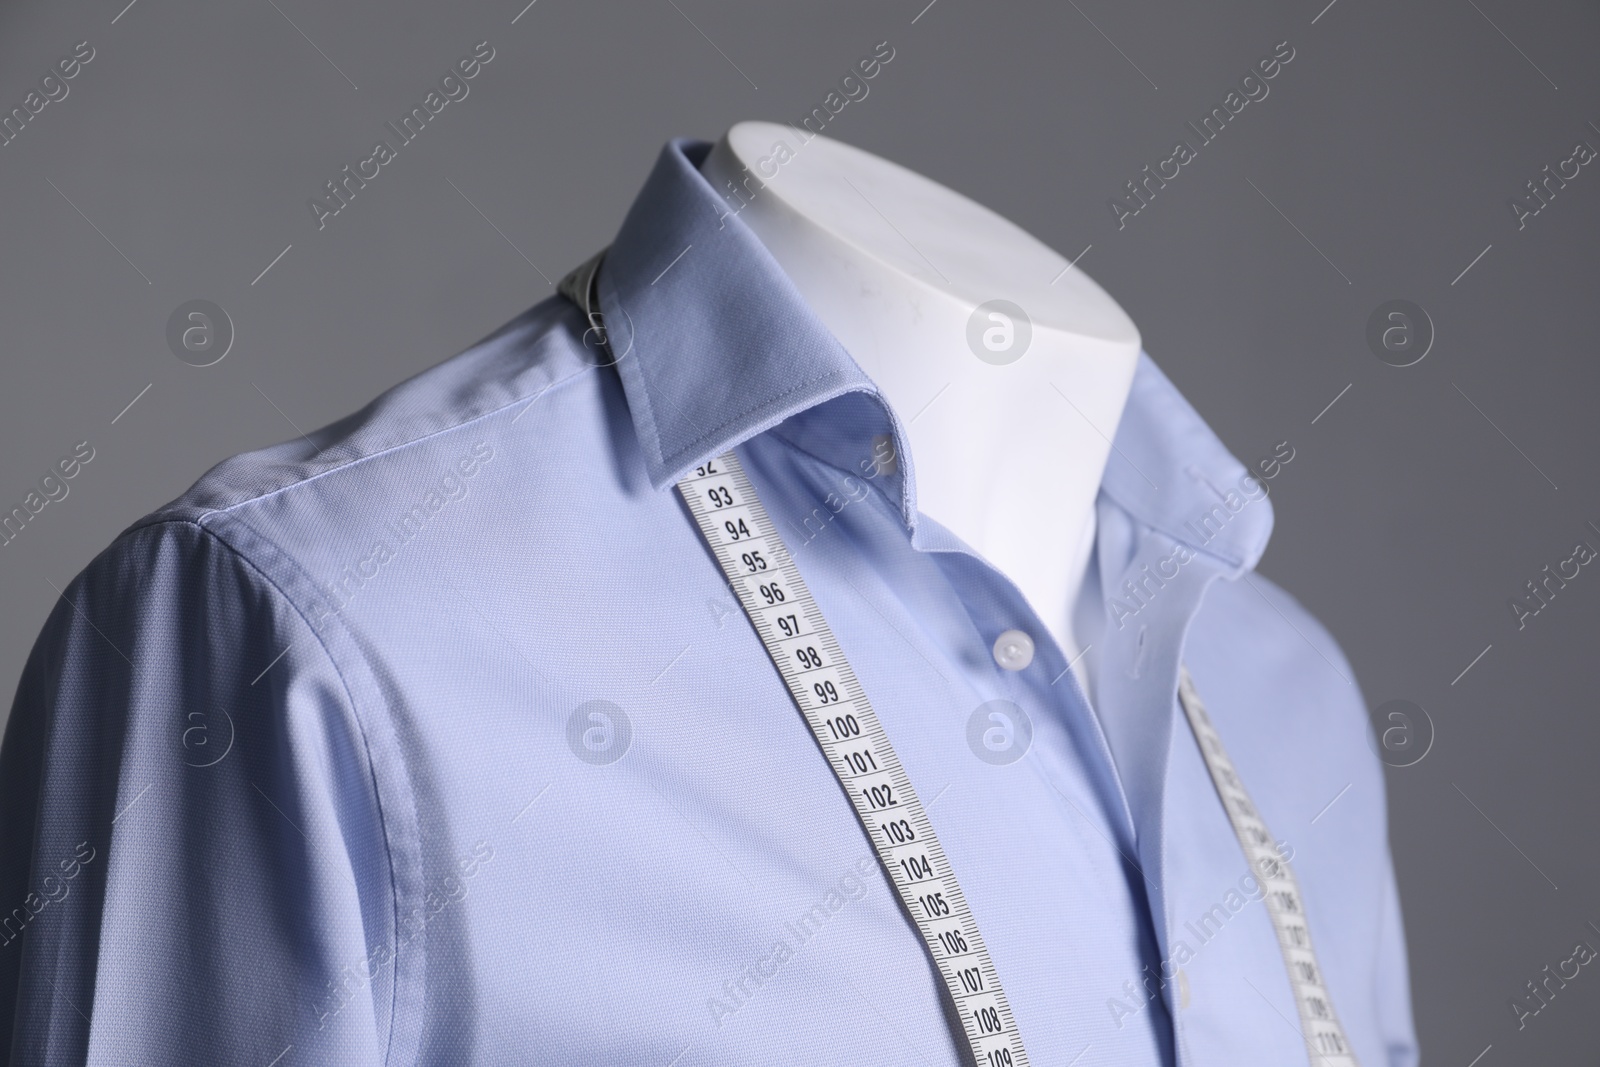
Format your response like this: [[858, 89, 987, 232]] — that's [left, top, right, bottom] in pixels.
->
[[0, 138, 1416, 1066]]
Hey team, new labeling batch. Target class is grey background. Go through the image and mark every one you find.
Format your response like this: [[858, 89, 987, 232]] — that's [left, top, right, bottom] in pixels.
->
[[1, 0, 1596, 1060]]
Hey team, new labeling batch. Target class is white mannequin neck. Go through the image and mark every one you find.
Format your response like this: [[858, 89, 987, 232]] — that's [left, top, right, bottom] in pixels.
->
[[699, 121, 1141, 670]]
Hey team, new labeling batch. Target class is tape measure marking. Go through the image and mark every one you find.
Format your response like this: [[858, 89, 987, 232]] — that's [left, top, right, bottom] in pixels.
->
[[678, 451, 1031, 1067], [1178, 668, 1360, 1066]]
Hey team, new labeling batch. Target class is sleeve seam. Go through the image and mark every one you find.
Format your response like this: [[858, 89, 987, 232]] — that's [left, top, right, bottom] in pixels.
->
[[146, 517, 410, 1067]]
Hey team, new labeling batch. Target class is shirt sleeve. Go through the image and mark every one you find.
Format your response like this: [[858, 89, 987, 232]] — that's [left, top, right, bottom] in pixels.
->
[[1374, 848, 1420, 1067], [0, 519, 396, 1066]]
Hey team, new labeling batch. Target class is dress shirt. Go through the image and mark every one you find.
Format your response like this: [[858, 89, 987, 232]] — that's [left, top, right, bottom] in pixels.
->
[[0, 138, 1417, 1066]]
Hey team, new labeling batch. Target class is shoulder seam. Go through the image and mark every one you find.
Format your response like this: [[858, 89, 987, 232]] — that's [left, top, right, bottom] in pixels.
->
[[133, 518, 358, 700], [132, 359, 599, 535]]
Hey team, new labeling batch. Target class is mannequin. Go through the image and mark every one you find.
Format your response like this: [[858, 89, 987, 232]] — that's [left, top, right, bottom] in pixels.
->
[[699, 121, 1142, 692]]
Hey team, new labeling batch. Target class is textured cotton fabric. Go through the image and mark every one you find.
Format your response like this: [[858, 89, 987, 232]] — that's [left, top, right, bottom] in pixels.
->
[[0, 138, 1417, 1066]]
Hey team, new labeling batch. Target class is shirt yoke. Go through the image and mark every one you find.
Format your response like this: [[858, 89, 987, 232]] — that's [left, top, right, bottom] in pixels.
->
[[129, 295, 594, 536]]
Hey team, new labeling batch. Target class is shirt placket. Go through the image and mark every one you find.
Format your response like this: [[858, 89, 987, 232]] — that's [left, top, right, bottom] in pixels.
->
[[1090, 508, 1240, 1064]]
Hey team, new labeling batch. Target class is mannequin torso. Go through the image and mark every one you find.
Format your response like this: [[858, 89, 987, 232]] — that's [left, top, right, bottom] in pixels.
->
[[699, 121, 1141, 687]]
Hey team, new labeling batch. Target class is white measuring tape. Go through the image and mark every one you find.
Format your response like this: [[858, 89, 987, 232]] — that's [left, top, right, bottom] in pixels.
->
[[1178, 669, 1359, 1066], [679, 453, 1030, 1067], [564, 251, 1355, 1066]]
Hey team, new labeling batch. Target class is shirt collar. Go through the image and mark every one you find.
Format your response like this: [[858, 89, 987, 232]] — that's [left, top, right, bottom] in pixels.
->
[[593, 137, 1273, 574]]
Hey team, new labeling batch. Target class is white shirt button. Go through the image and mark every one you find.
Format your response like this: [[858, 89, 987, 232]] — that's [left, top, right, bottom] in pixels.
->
[[992, 629, 1035, 671]]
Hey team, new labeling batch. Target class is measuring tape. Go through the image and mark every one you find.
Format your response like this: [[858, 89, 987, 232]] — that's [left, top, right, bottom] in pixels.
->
[[1178, 669, 1360, 1066], [563, 250, 1355, 1066], [679, 453, 1031, 1067]]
